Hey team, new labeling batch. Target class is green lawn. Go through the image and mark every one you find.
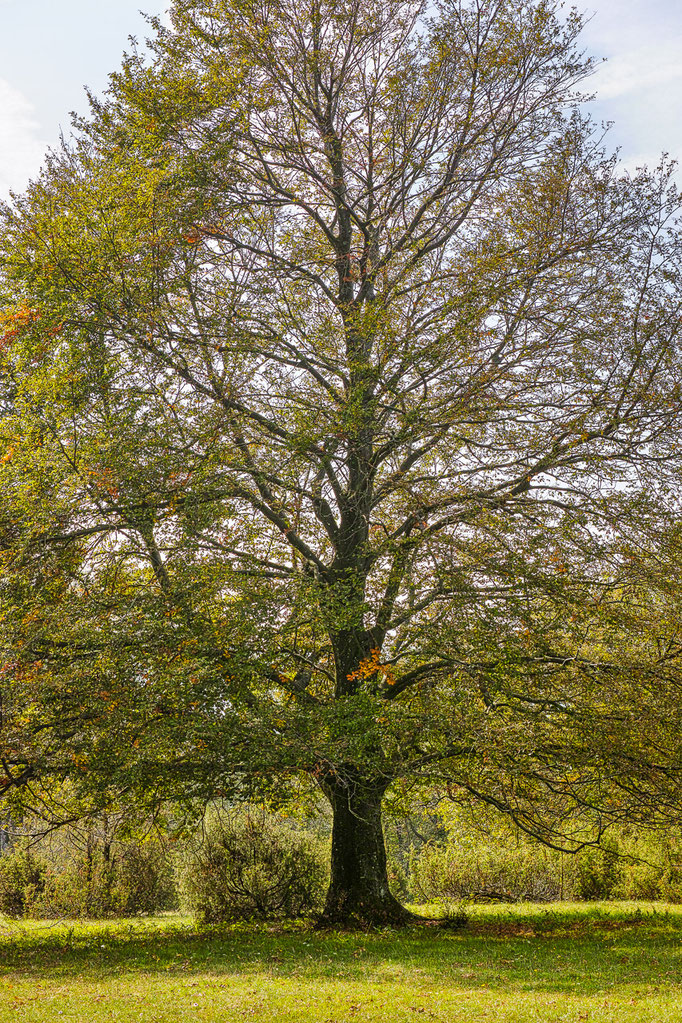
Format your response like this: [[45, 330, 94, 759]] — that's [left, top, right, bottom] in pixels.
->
[[2, 903, 682, 1021]]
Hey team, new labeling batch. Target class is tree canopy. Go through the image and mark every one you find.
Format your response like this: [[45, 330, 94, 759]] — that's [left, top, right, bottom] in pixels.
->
[[2, 0, 682, 924]]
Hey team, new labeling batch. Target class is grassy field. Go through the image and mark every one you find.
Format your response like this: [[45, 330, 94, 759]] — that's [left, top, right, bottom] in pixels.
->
[[2, 903, 682, 1021]]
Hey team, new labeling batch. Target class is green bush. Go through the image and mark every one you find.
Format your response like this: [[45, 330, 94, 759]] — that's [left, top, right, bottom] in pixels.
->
[[387, 853, 411, 901], [179, 807, 328, 922], [30, 857, 113, 919], [0, 846, 47, 917], [114, 840, 178, 915], [28, 838, 177, 918], [572, 831, 682, 902], [606, 831, 682, 902], [611, 855, 664, 901], [409, 840, 576, 903], [408, 817, 682, 906], [575, 841, 621, 901], [0, 822, 178, 919]]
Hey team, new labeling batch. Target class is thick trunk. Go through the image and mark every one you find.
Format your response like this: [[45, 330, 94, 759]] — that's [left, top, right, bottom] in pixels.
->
[[318, 771, 413, 927]]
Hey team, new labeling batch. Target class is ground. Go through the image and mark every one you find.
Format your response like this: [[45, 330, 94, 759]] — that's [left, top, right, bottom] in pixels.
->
[[1, 903, 682, 1021]]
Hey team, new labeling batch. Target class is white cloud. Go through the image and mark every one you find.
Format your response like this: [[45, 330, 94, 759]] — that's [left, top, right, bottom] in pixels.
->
[[579, 3, 682, 173], [0, 79, 48, 199], [591, 38, 682, 101]]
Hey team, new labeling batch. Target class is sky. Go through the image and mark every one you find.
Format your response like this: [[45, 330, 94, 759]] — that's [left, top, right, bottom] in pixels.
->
[[0, 0, 680, 198]]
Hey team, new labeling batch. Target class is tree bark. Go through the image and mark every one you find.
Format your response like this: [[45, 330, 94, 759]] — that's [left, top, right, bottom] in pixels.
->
[[318, 770, 414, 927]]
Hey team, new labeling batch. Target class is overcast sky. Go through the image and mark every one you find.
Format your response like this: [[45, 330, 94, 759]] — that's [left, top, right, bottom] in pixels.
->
[[0, 0, 680, 199]]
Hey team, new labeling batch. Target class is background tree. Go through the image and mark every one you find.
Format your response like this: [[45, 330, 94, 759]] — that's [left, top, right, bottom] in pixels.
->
[[2, 0, 682, 925]]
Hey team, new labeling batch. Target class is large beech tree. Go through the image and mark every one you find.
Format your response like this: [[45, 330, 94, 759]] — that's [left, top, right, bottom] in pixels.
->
[[3, 0, 682, 924]]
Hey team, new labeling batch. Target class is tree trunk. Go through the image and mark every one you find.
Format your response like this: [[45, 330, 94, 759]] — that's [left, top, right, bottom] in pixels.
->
[[318, 771, 414, 927]]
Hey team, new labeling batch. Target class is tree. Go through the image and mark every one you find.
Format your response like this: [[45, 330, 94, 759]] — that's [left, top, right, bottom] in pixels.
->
[[2, 0, 682, 925]]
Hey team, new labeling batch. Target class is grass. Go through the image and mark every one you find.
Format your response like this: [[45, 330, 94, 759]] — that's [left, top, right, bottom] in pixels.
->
[[2, 902, 682, 1021]]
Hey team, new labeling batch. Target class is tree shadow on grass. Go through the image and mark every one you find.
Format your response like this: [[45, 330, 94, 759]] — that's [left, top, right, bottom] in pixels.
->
[[2, 908, 682, 998]]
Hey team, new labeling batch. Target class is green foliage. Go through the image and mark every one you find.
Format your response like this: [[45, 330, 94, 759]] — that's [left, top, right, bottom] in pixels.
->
[[574, 830, 682, 903], [113, 841, 179, 915], [574, 841, 620, 901], [410, 838, 571, 904], [33, 856, 121, 919], [0, 824, 177, 919], [31, 840, 177, 919], [0, 844, 46, 917], [406, 805, 682, 905], [178, 807, 328, 922], [386, 853, 411, 901]]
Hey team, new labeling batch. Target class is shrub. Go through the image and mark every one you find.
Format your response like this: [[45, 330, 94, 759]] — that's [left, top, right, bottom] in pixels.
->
[[114, 840, 178, 915], [409, 840, 576, 903], [603, 830, 682, 902], [573, 832, 682, 902], [0, 821, 178, 919], [30, 856, 112, 919], [439, 899, 470, 929], [179, 807, 328, 922], [575, 841, 621, 901], [407, 821, 682, 906], [387, 853, 410, 901], [0, 846, 47, 917], [27, 839, 177, 919]]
